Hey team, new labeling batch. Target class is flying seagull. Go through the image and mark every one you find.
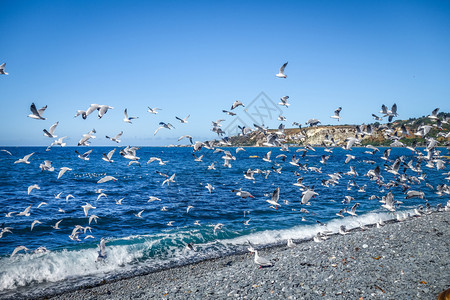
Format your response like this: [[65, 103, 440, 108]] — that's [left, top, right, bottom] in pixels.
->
[[106, 131, 123, 143], [276, 62, 288, 78], [43, 122, 59, 138], [330, 107, 342, 121], [147, 107, 161, 114], [28, 103, 47, 120], [231, 100, 245, 110], [0, 63, 8, 75], [123, 109, 138, 123], [14, 152, 35, 164], [175, 115, 190, 123]]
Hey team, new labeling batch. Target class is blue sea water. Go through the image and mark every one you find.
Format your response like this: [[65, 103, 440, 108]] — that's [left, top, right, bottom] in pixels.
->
[[0, 146, 448, 297]]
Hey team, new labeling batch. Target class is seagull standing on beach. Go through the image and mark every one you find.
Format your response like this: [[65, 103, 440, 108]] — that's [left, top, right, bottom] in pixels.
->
[[276, 62, 288, 78], [250, 249, 273, 268]]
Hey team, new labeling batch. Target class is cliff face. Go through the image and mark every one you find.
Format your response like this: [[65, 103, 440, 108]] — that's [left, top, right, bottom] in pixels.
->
[[230, 125, 381, 146]]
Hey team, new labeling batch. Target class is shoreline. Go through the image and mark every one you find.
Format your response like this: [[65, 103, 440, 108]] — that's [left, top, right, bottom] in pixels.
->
[[14, 210, 446, 299]]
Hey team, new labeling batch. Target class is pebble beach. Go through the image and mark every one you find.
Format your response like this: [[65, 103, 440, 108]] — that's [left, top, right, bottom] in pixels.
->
[[32, 210, 449, 300]]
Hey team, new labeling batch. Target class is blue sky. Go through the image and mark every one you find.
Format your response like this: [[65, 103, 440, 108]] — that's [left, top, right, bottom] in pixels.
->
[[1, 0, 449, 146]]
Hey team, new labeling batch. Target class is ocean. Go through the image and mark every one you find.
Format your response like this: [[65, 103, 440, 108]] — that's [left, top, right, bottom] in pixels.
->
[[0, 146, 448, 298]]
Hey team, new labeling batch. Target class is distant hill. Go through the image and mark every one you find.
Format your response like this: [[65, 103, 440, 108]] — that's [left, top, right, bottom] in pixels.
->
[[229, 112, 450, 147]]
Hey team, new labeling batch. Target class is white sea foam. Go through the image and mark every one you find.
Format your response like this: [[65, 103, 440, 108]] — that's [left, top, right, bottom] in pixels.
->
[[0, 243, 143, 291]]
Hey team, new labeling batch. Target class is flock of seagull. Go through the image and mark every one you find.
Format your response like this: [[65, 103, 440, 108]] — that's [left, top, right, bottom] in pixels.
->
[[2, 61, 450, 268]]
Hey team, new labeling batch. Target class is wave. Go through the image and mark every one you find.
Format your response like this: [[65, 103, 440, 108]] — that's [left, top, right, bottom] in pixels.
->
[[0, 208, 416, 298]]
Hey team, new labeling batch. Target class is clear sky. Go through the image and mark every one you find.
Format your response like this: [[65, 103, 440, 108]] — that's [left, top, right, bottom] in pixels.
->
[[1, 0, 450, 146]]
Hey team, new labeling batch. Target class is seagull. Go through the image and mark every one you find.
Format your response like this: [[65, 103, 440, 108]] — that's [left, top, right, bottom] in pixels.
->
[[28, 103, 47, 120], [232, 189, 254, 198], [5, 211, 16, 217], [89, 215, 100, 225], [77, 129, 96, 146], [154, 122, 175, 135], [43, 122, 59, 138], [178, 135, 193, 144], [82, 202, 96, 217], [97, 175, 117, 184], [0, 63, 8, 75], [276, 62, 288, 78], [148, 196, 162, 202], [134, 209, 144, 218], [222, 110, 236, 116], [205, 183, 215, 193], [287, 238, 296, 248], [266, 187, 281, 209], [17, 205, 32, 216], [231, 100, 245, 110], [147, 107, 161, 114], [347, 203, 360, 216], [330, 107, 342, 121], [301, 188, 318, 205], [51, 220, 63, 229], [1, 149, 12, 155], [57, 167, 72, 179], [428, 108, 440, 120], [250, 249, 273, 267], [372, 113, 383, 121], [11, 246, 29, 258], [176, 114, 190, 123], [115, 198, 124, 205], [263, 150, 272, 162], [65, 194, 74, 201], [97, 105, 114, 119], [106, 131, 123, 143], [30, 220, 42, 231], [97, 193, 107, 200], [123, 109, 138, 123], [39, 160, 54, 172], [27, 184, 40, 195], [167, 221, 174, 226], [278, 96, 290, 107], [97, 237, 107, 261], [37, 202, 47, 208], [213, 223, 224, 234], [186, 206, 194, 214], [162, 173, 176, 186], [14, 152, 34, 164], [75, 149, 92, 161], [102, 149, 116, 163]]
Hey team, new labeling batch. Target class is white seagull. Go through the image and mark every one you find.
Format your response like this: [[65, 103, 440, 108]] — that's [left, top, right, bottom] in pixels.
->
[[276, 62, 288, 78], [123, 109, 138, 123], [57, 167, 72, 179], [28, 184, 40, 195], [97, 175, 117, 184], [14, 152, 35, 164], [28, 103, 47, 120], [176, 114, 190, 123], [102, 148, 116, 163], [0, 63, 8, 75], [106, 131, 123, 143], [43, 122, 59, 138]]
